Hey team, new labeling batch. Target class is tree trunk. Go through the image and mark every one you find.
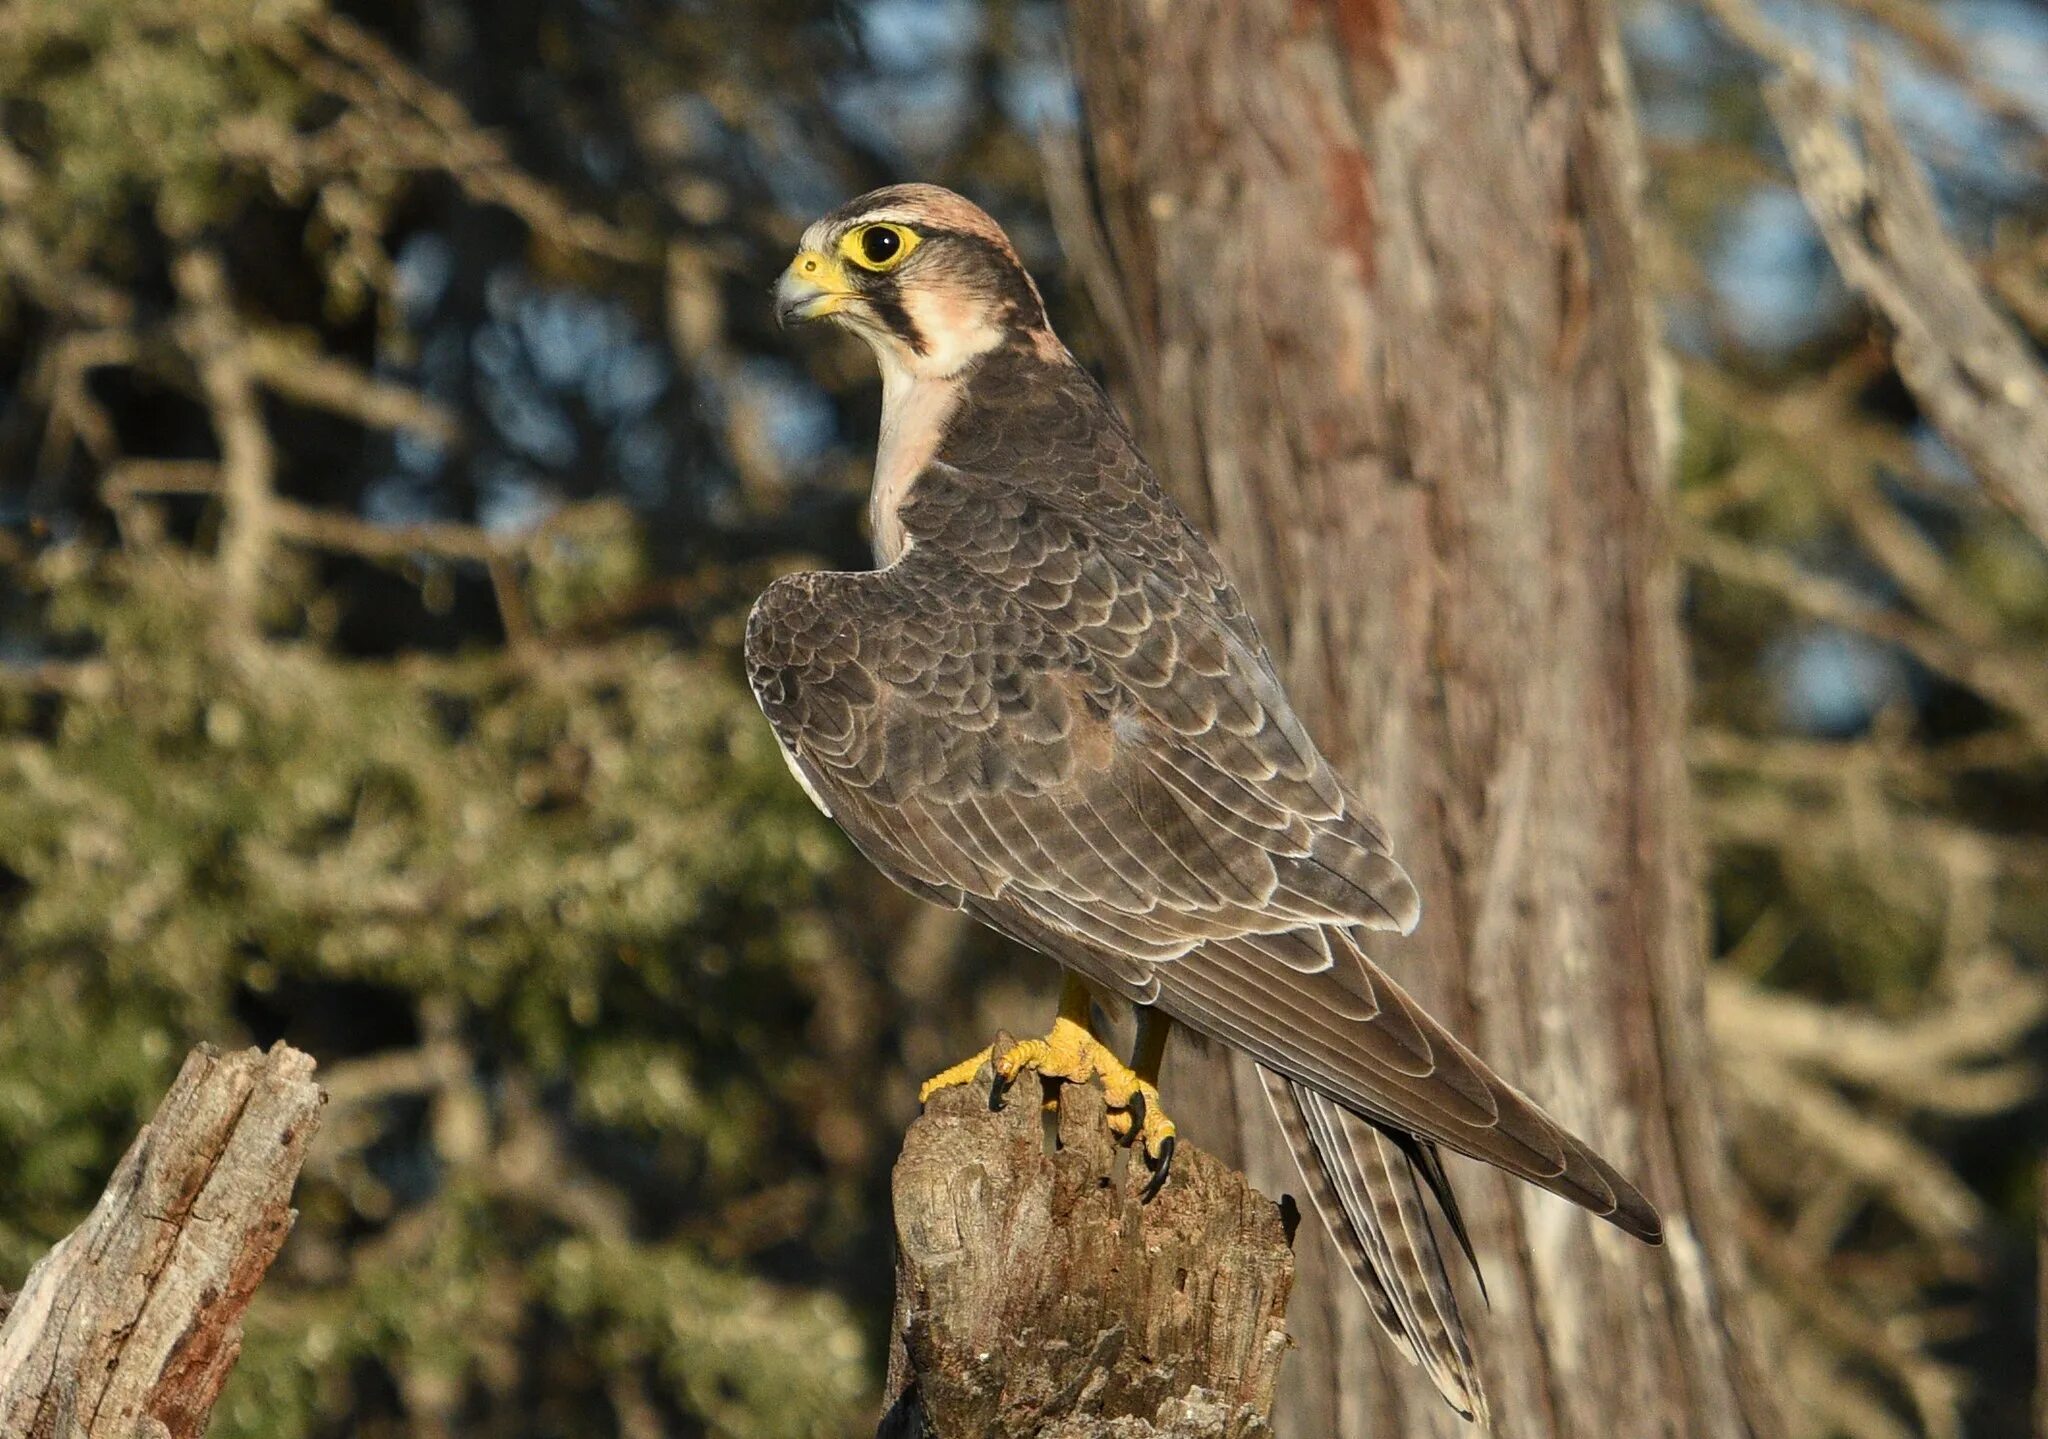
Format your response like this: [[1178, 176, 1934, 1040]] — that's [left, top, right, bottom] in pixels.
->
[[1062, 4, 1782, 1436]]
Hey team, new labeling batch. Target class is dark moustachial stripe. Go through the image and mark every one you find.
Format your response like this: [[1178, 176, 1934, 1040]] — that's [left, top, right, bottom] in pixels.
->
[[866, 278, 926, 356]]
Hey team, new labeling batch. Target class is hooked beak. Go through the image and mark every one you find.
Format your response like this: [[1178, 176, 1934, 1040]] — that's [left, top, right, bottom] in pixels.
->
[[774, 250, 853, 329]]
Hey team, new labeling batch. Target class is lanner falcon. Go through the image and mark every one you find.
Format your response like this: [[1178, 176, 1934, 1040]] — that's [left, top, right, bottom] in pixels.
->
[[749, 184, 1662, 1420]]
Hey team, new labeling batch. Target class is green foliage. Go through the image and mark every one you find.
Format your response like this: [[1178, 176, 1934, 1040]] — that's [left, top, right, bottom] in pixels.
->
[[0, 543, 877, 1436], [0, 0, 322, 249], [542, 1236, 868, 1438], [0, 0, 1068, 1428]]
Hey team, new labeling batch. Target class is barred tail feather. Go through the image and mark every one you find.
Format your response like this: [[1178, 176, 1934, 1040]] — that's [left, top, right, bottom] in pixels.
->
[[1259, 1066, 1489, 1423]]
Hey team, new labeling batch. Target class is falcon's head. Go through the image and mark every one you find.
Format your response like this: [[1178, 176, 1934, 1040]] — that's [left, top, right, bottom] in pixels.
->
[[775, 184, 1057, 381]]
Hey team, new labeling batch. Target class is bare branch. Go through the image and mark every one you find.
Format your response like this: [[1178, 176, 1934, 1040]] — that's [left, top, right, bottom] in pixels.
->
[[1743, 1210, 1968, 1439], [1690, 726, 2038, 793], [1723, 1052, 1988, 1239], [1680, 524, 2048, 747], [1703, 0, 2048, 545], [242, 14, 660, 268], [246, 333, 461, 446], [1037, 120, 1150, 415], [172, 250, 278, 630], [1700, 784, 2048, 882], [1709, 967, 2045, 1117], [271, 498, 507, 564], [0, 137, 133, 328]]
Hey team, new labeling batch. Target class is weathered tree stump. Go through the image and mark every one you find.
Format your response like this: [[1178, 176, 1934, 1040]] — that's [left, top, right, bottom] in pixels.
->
[[879, 1051, 1296, 1438], [0, 1042, 324, 1439]]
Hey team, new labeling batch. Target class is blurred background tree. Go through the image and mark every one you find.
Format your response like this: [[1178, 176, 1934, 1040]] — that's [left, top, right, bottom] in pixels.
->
[[0, 0, 2039, 1436]]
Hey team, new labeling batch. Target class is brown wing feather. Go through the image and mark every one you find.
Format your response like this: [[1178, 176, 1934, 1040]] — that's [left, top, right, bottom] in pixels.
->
[[747, 557, 1661, 1245]]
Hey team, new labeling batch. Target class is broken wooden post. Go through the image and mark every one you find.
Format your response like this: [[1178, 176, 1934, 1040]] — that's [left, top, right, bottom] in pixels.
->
[[879, 1057, 1295, 1438], [0, 1042, 325, 1439]]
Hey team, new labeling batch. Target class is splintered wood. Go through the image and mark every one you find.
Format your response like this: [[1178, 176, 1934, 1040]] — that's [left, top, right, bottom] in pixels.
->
[[0, 1043, 324, 1439]]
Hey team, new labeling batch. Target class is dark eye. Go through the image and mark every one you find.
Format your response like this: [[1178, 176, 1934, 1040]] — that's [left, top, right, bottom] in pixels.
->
[[859, 227, 901, 266], [844, 223, 918, 272]]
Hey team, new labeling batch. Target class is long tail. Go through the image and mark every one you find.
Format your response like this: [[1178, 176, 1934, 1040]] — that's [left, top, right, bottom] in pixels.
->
[[1259, 1066, 1489, 1423]]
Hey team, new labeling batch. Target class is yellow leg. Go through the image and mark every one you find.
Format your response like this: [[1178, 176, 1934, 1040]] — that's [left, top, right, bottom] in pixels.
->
[[985, 973, 1100, 1088], [918, 1047, 993, 1104]]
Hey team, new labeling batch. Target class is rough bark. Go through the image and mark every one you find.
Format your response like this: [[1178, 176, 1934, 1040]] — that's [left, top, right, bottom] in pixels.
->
[[879, 1052, 1294, 1438], [1061, 3, 1783, 1436], [0, 1043, 325, 1439]]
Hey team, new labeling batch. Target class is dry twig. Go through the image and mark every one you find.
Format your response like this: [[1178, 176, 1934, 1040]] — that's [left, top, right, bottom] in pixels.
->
[[1710, 966, 2044, 1118], [1705, 0, 2048, 548], [1770, 54, 2048, 546], [172, 250, 278, 629]]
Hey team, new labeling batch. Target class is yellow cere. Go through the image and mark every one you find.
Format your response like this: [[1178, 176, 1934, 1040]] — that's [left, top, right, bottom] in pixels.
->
[[789, 249, 851, 291]]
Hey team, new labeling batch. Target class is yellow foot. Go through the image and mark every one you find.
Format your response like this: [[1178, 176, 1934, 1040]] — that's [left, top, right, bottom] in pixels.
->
[[919, 979, 1180, 1200], [989, 1015, 1178, 1200], [1102, 1070, 1178, 1162]]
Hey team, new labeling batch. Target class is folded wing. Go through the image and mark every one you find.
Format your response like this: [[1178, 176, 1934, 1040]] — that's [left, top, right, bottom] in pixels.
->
[[745, 543, 1662, 1246]]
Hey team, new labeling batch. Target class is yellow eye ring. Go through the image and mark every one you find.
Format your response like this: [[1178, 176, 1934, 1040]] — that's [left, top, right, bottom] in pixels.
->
[[841, 223, 920, 273]]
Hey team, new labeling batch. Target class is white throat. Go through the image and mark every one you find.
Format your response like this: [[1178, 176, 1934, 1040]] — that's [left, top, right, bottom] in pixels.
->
[[870, 353, 961, 567]]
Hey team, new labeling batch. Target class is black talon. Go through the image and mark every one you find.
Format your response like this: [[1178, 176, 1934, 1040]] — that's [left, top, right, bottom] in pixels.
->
[[985, 1031, 1017, 1112], [1141, 1134, 1175, 1203], [1123, 1090, 1147, 1142]]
